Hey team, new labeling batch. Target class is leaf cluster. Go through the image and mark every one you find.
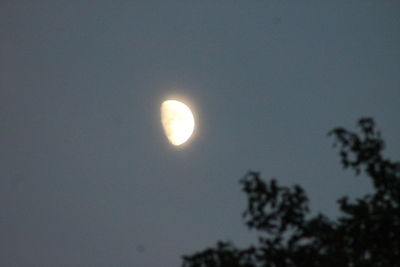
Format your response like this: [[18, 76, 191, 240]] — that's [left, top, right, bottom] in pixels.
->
[[182, 118, 400, 267]]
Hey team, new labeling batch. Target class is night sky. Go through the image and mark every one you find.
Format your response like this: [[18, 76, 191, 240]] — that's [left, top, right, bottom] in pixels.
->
[[1, 1, 399, 266]]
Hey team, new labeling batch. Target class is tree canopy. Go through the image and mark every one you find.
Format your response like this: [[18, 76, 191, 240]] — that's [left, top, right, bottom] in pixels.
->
[[182, 118, 400, 267]]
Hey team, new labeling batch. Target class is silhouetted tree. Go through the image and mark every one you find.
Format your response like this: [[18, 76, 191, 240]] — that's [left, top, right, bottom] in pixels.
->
[[182, 118, 400, 267]]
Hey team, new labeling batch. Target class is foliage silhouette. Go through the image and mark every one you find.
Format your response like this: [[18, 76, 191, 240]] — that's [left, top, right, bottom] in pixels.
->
[[182, 118, 400, 267]]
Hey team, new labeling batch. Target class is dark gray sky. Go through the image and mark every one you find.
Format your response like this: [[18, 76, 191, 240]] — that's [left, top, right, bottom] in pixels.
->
[[1, 1, 399, 266]]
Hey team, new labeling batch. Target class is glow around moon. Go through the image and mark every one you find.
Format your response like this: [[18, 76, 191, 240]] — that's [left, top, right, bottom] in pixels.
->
[[161, 100, 195, 146]]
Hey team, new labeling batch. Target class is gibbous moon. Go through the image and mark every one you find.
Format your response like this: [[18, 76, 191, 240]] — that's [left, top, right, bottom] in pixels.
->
[[161, 100, 195, 146]]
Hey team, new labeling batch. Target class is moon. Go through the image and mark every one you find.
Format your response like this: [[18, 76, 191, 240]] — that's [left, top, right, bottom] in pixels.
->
[[161, 100, 195, 146]]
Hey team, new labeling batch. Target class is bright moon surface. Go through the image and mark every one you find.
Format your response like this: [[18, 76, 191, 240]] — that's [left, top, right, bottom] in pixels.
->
[[161, 100, 195, 146]]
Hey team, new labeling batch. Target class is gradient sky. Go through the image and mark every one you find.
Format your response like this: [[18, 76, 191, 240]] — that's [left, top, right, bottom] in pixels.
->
[[1, 1, 399, 266]]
